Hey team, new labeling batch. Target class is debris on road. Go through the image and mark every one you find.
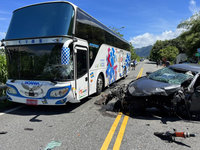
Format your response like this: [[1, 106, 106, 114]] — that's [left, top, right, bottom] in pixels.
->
[[24, 128, 34, 131], [94, 84, 127, 106], [44, 141, 62, 150], [154, 129, 196, 142], [0, 131, 7, 134]]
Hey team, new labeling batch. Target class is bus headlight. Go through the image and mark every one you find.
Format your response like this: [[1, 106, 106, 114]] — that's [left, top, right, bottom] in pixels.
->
[[7, 86, 17, 95], [50, 87, 69, 98]]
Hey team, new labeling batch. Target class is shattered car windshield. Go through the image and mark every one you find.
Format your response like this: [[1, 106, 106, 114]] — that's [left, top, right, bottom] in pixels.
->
[[148, 67, 193, 85]]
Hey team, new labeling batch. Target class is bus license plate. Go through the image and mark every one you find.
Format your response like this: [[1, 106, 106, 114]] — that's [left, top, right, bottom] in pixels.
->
[[26, 99, 38, 105]]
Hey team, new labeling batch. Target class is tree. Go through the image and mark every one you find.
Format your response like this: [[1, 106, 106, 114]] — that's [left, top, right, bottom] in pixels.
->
[[130, 43, 137, 60], [150, 40, 168, 61], [177, 12, 200, 57], [0, 49, 7, 84], [179, 20, 200, 57], [109, 26, 124, 37], [159, 46, 179, 62]]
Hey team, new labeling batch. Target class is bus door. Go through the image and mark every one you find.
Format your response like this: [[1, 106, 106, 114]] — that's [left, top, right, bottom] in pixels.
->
[[74, 42, 89, 100]]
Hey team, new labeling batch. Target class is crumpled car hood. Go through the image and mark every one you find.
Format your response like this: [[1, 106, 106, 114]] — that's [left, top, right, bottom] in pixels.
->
[[128, 77, 181, 96]]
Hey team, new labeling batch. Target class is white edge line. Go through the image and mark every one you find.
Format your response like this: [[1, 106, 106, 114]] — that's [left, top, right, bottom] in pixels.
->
[[0, 105, 24, 116]]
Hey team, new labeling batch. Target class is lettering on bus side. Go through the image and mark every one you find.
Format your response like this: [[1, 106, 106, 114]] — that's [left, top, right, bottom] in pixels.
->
[[89, 43, 100, 48]]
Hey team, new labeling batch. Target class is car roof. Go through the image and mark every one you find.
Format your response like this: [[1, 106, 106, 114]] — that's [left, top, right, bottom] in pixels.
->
[[169, 63, 200, 74]]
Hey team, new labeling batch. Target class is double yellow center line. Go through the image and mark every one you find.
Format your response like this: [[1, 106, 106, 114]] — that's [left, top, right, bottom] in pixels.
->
[[137, 68, 143, 79], [101, 68, 144, 150]]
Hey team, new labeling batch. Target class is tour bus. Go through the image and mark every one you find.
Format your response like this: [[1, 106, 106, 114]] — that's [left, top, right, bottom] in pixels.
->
[[3, 1, 131, 105]]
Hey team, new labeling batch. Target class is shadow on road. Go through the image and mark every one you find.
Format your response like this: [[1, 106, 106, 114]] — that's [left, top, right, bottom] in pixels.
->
[[3, 96, 92, 116], [121, 107, 200, 124], [127, 109, 181, 124]]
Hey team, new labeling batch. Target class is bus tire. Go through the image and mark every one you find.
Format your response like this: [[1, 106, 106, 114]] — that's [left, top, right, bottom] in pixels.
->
[[96, 75, 104, 95]]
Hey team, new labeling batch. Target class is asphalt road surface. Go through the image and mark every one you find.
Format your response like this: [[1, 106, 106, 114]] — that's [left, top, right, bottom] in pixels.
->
[[0, 60, 200, 150]]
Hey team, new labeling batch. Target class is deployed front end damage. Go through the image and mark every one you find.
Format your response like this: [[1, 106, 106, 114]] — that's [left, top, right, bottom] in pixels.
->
[[127, 77, 181, 97], [125, 77, 182, 111]]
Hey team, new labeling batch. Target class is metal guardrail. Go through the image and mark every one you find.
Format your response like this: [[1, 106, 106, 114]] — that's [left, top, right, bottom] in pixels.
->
[[0, 84, 7, 101]]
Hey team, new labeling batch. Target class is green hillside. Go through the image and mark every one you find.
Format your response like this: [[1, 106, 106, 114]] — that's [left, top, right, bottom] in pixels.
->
[[135, 45, 153, 58]]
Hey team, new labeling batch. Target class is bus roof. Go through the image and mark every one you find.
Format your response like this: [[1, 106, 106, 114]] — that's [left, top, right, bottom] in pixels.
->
[[13, 1, 76, 13], [13, 1, 130, 46]]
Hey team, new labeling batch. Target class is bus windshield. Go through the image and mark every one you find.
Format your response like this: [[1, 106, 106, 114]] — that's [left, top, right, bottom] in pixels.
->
[[6, 44, 74, 81], [5, 2, 74, 40]]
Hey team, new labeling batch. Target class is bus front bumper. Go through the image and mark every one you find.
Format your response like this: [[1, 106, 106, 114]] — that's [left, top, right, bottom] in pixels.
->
[[7, 95, 68, 105]]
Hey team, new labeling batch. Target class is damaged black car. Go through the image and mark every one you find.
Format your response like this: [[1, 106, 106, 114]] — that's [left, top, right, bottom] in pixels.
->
[[124, 63, 200, 118]]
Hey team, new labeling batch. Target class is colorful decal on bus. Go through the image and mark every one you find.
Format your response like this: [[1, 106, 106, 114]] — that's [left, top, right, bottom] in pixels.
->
[[61, 47, 70, 65], [79, 88, 87, 99], [106, 48, 118, 84], [125, 53, 131, 69], [90, 72, 94, 78]]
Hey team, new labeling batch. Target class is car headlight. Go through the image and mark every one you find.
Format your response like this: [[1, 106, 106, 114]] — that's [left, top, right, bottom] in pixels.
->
[[7, 86, 17, 95], [50, 87, 69, 98]]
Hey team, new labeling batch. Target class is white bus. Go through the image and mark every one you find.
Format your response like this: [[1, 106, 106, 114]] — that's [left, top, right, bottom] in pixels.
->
[[4, 1, 131, 105]]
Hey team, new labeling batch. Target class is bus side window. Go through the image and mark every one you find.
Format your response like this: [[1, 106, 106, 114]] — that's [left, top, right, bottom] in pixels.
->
[[90, 17, 105, 45], [89, 47, 98, 67], [77, 49, 87, 78], [76, 9, 92, 40], [105, 32, 114, 46]]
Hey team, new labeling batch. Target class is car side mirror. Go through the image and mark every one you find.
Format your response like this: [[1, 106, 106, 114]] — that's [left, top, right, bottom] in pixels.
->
[[146, 72, 152, 76]]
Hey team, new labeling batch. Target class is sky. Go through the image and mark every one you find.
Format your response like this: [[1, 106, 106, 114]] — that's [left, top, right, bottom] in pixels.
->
[[0, 0, 200, 48]]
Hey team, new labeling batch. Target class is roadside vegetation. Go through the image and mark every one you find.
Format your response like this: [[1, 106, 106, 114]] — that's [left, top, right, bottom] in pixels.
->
[[0, 48, 7, 84], [0, 48, 10, 110], [150, 12, 200, 64]]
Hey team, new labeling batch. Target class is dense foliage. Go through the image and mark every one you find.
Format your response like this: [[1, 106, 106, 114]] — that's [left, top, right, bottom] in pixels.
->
[[178, 14, 200, 57], [159, 46, 179, 62], [0, 48, 7, 97], [130, 43, 139, 60], [0, 49, 7, 84]]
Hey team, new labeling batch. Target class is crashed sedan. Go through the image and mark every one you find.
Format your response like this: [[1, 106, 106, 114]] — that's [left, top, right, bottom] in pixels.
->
[[125, 63, 200, 118]]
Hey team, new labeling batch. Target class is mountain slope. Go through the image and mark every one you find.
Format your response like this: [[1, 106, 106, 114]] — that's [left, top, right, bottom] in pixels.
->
[[135, 45, 152, 57]]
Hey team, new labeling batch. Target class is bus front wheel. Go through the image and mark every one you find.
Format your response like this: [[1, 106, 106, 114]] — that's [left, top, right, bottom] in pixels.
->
[[96, 75, 104, 95]]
